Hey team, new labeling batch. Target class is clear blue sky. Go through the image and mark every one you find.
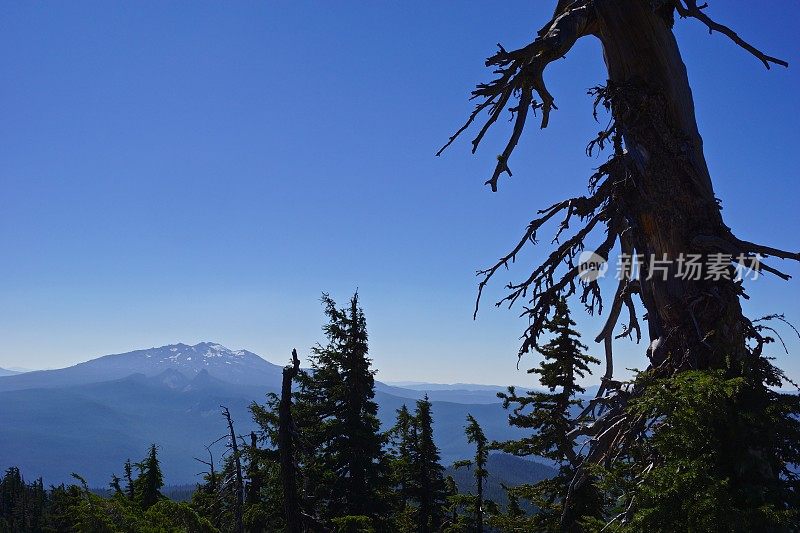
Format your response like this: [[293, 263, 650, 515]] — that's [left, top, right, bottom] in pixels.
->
[[1, 1, 798, 385]]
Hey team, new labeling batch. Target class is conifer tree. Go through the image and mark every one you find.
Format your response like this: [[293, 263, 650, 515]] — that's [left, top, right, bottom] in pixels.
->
[[123, 459, 134, 500], [389, 404, 415, 509], [133, 444, 164, 510], [2, 464, 217, 532], [109, 474, 123, 497], [440, 475, 465, 532], [505, 492, 524, 520], [454, 415, 489, 533], [410, 395, 447, 533], [0, 468, 51, 532], [496, 297, 601, 531], [388, 398, 448, 532], [487, 489, 528, 533], [190, 468, 225, 531], [192, 454, 250, 531], [293, 292, 388, 525], [1, 467, 27, 531]]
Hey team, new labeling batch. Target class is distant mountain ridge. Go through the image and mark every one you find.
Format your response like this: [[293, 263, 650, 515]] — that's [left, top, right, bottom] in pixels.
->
[[375, 382, 509, 404], [387, 381, 520, 391], [447, 453, 556, 508], [0, 367, 21, 377], [0, 342, 284, 392], [0, 342, 539, 486]]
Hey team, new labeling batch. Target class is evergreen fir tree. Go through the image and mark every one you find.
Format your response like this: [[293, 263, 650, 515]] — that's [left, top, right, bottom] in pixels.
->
[[440, 475, 470, 532], [0, 464, 216, 532], [388, 404, 415, 511], [388, 398, 448, 532], [46, 483, 84, 532], [487, 489, 529, 533], [191, 460, 236, 531], [454, 415, 489, 533], [496, 297, 601, 531], [293, 292, 388, 525], [109, 474, 123, 496], [410, 395, 447, 533], [133, 444, 164, 510], [123, 459, 135, 500], [505, 492, 524, 519], [0, 467, 29, 531], [190, 470, 221, 530], [588, 369, 800, 532]]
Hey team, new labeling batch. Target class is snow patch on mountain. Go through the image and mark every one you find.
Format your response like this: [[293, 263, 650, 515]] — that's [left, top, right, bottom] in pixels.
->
[[0, 342, 284, 392]]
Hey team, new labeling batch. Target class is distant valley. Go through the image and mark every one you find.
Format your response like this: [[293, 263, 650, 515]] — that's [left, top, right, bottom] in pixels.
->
[[0, 342, 542, 487]]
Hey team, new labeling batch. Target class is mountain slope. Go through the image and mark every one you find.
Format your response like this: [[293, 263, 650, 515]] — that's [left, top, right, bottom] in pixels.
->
[[0, 342, 543, 486], [446, 453, 556, 508], [0, 342, 283, 392], [0, 368, 20, 377], [0, 381, 530, 485], [375, 382, 512, 404], [0, 370, 264, 486]]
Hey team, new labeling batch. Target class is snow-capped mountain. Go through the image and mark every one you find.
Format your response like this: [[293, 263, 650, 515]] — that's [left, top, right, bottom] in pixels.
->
[[0, 341, 531, 486], [82, 342, 281, 380], [0, 342, 284, 392]]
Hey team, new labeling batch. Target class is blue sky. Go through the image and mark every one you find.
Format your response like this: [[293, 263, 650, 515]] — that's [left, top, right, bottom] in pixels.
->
[[1, 1, 798, 385]]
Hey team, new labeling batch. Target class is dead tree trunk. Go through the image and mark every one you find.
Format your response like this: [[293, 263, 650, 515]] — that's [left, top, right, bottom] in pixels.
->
[[279, 349, 302, 533], [444, 0, 796, 405], [440, 0, 797, 523], [593, 1, 750, 371], [446, 0, 795, 378], [246, 432, 260, 506], [222, 406, 244, 533]]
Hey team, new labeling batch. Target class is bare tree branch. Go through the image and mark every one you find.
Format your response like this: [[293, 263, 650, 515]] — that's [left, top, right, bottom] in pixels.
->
[[674, 0, 789, 69], [437, 1, 598, 191]]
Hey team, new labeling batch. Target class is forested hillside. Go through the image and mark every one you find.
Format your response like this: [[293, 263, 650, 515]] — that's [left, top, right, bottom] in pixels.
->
[[0, 294, 562, 532], [0, 344, 531, 486]]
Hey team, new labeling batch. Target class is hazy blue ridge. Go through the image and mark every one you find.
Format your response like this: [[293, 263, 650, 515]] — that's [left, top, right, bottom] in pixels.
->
[[0, 342, 551, 486]]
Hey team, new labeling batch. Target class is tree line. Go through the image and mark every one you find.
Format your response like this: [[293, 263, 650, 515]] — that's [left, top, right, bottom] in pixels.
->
[[3, 292, 798, 532], [0, 293, 579, 532]]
